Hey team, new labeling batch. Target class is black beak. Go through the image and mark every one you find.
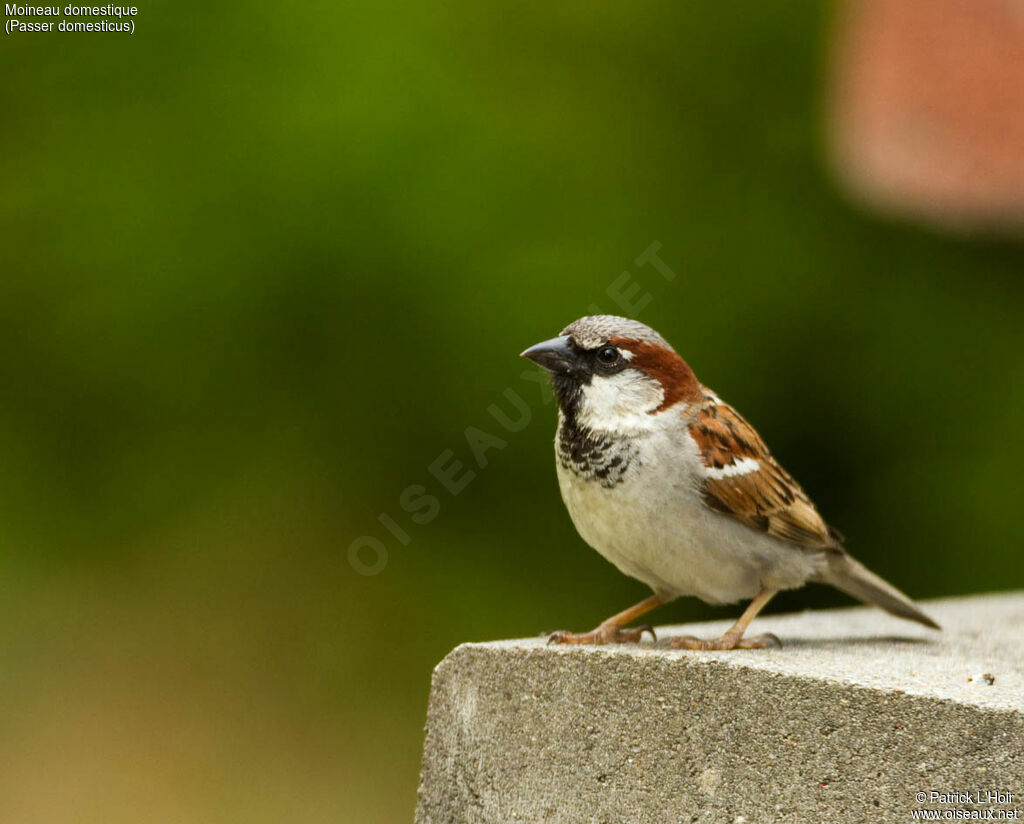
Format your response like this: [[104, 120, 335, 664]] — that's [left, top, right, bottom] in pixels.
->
[[520, 335, 576, 373]]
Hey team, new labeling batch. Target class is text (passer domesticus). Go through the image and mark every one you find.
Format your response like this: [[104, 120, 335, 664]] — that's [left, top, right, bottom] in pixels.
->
[[521, 315, 939, 649]]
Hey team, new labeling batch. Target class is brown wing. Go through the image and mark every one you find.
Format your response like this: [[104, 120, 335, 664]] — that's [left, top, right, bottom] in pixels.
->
[[689, 397, 839, 549]]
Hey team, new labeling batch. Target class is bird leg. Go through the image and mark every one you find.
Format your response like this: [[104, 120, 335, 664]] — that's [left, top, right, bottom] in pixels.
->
[[668, 588, 781, 650], [548, 594, 666, 645]]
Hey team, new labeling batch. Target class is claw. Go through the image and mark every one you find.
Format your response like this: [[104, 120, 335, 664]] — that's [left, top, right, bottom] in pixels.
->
[[741, 632, 781, 649], [636, 624, 657, 642]]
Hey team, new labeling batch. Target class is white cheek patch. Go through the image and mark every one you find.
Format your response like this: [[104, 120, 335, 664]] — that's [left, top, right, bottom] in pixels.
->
[[577, 370, 664, 434], [704, 456, 760, 479]]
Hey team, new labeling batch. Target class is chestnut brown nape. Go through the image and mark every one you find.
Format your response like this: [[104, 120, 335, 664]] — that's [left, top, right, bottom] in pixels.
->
[[610, 337, 702, 412]]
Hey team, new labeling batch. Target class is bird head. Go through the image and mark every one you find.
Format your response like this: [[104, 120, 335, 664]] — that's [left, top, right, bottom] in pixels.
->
[[521, 315, 701, 433]]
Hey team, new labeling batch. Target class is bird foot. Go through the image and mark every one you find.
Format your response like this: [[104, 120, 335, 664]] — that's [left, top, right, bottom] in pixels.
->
[[666, 632, 781, 651], [548, 623, 656, 645]]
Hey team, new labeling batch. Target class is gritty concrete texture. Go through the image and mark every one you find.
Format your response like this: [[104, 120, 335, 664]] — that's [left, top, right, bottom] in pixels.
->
[[415, 592, 1024, 824]]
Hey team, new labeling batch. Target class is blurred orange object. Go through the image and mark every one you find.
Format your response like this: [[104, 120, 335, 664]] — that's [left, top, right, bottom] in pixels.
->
[[830, 0, 1024, 233]]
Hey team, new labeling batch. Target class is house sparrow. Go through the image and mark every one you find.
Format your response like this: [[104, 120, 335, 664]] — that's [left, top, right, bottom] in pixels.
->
[[521, 315, 938, 649]]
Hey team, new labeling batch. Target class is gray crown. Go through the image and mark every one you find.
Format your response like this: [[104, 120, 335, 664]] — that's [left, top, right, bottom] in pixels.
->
[[560, 315, 672, 350]]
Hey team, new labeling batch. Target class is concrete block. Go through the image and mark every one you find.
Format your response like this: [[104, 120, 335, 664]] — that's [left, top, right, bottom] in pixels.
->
[[416, 592, 1024, 823]]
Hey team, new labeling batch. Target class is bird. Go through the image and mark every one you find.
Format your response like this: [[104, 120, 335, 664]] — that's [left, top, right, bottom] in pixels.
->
[[521, 315, 939, 649]]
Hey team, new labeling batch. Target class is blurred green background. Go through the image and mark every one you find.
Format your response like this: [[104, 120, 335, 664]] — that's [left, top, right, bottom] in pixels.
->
[[2, 1, 1022, 822]]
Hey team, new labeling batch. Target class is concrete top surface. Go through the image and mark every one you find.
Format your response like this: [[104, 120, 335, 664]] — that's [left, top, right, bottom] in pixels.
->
[[475, 591, 1024, 713]]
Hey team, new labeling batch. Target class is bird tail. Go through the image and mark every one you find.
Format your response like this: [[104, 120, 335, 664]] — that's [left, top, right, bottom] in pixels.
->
[[814, 551, 940, 630]]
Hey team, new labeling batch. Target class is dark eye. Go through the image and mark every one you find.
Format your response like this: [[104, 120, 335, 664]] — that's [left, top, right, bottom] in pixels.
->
[[596, 345, 620, 366]]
